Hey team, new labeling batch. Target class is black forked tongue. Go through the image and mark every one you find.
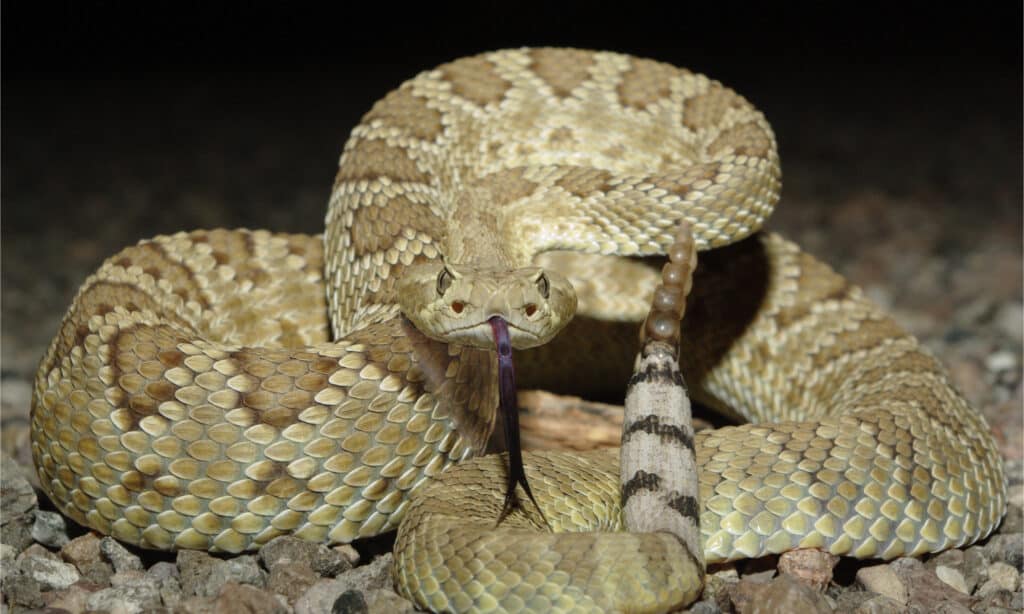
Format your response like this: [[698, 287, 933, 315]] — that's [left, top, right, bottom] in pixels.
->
[[489, 316, 548, 528]]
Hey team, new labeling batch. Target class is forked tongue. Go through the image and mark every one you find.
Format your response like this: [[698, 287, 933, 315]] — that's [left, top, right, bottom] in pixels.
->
[[489, 316, 547, 527]]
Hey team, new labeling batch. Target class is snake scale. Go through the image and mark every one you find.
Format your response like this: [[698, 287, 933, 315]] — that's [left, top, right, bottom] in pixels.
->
[[31, 48, 1006, 612]]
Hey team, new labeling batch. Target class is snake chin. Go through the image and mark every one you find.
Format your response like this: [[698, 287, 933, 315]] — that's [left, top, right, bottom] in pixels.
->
[[396, 261, 577, 350]]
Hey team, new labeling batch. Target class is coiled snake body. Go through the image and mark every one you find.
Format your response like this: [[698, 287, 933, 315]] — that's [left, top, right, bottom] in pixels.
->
[[31, 49, 1006, 612]]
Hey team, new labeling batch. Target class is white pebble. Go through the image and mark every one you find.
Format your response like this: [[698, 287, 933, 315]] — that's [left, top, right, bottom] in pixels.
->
[[985, 350, 1018, 373], [856, 564, 907, 604], [986, 561, 1021, 592], [995, 301, 1023, 340], [935, 565, 968, 594]]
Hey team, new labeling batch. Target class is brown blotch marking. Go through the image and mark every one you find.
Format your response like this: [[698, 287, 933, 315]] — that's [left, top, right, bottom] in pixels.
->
[[158, 350, 185, 368], [312, 357, 339, 374], [286, 235, 324, 271], [681, 86, 747, 131], [137, 242, 209, 308], [850, 351, 945, 406], [362, 85, 444, 141], [335, 138, 430, 185], [617, 57, 679, 110], [116, 324, 187, 429], [529, 48, 594, 98], [475, 167, 539, 207], [145, 380, 177, 403], [256, 460, 290, 483], [121, 470, 154, 493], [707, 121, 773, 158], [295, 373, 327, 392], [554, 167, 614, 198], [774, 277, 854, 330], [811, 317, 910, 373], [229, 348, 304, 428], [128, 393, 158, 415], [258, 406, 301, 429], [439, 55, 511, 106], [49, 279, 193, 376], [350, 196, 444, 257], [548, 127, 576, 146], [214, 231, 272, 287], [649, 163, 720, 199], [603, 144, 627, 159], [366, 344, 391, 366]]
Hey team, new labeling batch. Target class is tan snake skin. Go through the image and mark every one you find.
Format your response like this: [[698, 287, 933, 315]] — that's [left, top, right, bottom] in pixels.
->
[[31, 49, 1006, 612]]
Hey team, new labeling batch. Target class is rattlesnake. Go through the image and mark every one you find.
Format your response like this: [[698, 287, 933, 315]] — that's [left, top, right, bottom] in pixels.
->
[[31, 48, 1006, 612]]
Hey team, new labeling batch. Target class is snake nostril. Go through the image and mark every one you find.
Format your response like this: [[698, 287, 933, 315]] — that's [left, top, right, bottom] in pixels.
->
[[525, 304, 537, 317], [451, 301, 465, 314]]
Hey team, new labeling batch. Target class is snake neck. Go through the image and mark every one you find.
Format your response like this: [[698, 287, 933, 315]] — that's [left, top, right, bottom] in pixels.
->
[[398, 316, 500, 454], [444, 185, 525, 269]]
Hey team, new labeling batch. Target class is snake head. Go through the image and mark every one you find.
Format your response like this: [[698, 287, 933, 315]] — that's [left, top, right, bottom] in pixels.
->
[[397, 261, 576, 349]]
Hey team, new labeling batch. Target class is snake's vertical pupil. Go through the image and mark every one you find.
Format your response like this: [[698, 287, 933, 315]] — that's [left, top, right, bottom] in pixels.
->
[[536, 272, 550, 298], [437, 267, 454, 296]]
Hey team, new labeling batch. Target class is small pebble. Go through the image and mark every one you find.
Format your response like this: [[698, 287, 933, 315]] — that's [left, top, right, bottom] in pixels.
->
[[267, 560, 320, 605], [778, 549, 838, 591], [889, 557, 972, 610], [984, 534, 1024, 570], [84, 581, 162, 614], [294, 554, 395, 614], [177, 550, 266, 598], [18, 554, 80, 590], [30, 510, 68, 548], [934, 565, 968, 594], [986, 561, 1021, 592], [853, 594, 904, 614], [0, 453, 37, 552], [856, 564, 906, 604], [46, 583, 97, 612], [214, 582, 289, 614], [2, 572, 43, 608], [994, 301, 1023, 340], [729, 574, 833, 614], [333, 589, 368, 614], [985, 350, 1018, 373], [100, 536, 143, 572], [61, 533, 114, 586], [686, 600, 722, 614], [260, 535, 352, 577], [334, 544, 361, 567]]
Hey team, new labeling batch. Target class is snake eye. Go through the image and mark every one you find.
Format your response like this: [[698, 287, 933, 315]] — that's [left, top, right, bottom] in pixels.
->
[[437, 267, 454, 296], [535, 272, 550, 299]]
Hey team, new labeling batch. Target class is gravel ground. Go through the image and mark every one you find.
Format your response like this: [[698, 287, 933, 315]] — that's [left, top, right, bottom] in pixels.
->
[[2, 21, 1020, 614]]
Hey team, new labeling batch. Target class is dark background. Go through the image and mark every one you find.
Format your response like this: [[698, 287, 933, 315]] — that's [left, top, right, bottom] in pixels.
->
[[2, 2, 1022, 386]]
